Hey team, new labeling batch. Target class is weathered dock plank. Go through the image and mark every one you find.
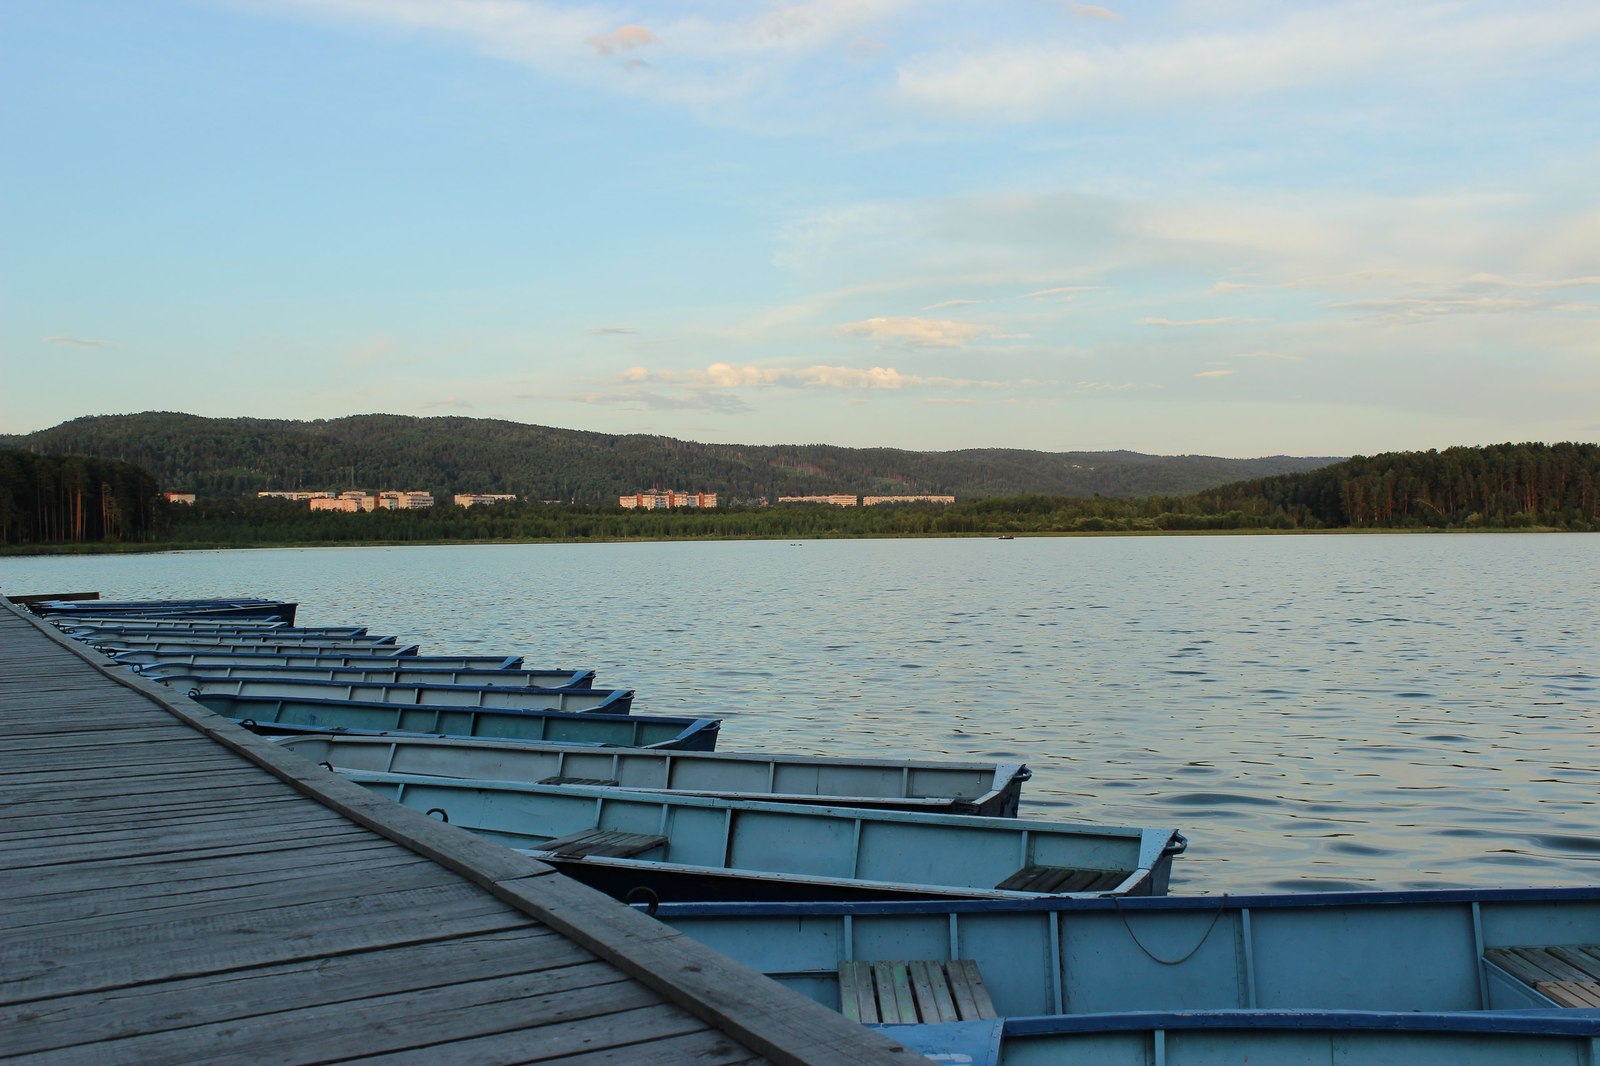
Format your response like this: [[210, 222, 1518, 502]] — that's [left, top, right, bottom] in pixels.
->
[[0, 598, 921, 1065]]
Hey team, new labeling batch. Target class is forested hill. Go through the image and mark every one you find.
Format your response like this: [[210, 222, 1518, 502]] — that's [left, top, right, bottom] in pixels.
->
[[0, 412, 1340, 500]]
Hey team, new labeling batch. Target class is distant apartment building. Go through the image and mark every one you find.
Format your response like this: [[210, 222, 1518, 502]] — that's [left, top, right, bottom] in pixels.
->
[[162, 492, 196, 505], [310, 496, 364, 513], [377, 491, 434, 510], [453, 493, 519, 508], [258, 490, 333, 501], [619, 491, 718, 510], [863, 495, 956, 506], [777, 494, 860, 507]]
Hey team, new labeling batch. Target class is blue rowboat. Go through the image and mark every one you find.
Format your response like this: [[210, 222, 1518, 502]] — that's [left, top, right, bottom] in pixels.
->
[[193, 692, 718, 750], [332, 769, 1184, 903], [137, 662, 597, 691], [112, 650, 531, 673], [54, 615, 292, 631], [85, 637, 422, 656], [60, 622, 371, 639], [884, 1010, 1600, 1066], [650, 886, 1600, 1022], [27, 598, 298, 623], [159, 674, 633, 714], [273, 733, 1031, 816], [79, 630, 402, 649]]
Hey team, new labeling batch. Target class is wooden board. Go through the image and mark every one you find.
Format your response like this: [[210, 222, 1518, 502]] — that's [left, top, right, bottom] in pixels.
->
[[0, 601, 917, 1065]]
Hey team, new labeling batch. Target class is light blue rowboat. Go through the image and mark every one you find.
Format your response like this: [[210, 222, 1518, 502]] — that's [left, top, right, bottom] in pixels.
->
[[54, 615, 292, 631], [137, 661, 597, 691], [86, 637, 422, 657], [113, 650, 528, 672], [27, 598, 298, 623], [159, 674, 633, 714], [334, 769, 1184, 903], [883, 1010, 1600, 1066], [273, 733, 1031, 816], [61, 622, 371, 639], [649, 886, 1600, 1022], [193, 692, 718, 750], [80, 631, 403, 651]]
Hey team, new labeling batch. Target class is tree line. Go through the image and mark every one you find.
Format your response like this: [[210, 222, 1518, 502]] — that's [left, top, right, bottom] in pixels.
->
[[3, 442, 1596, 551], [0, 450, 162, 546]]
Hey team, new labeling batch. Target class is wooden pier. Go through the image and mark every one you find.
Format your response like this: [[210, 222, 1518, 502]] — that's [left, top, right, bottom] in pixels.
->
[[0, 600, 920, 1064]]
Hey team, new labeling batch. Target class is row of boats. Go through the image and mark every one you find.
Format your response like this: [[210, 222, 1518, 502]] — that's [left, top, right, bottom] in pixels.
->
[[32, 594, 1600, 1063]]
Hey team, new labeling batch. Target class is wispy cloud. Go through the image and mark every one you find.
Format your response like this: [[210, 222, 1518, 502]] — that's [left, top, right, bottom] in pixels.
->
[[420, 396, 471, 409], [896, 5, 1600, 120], [837, 316, 998, 347], [1196, 369, 1236, 378], [923, 298, 981, 310], [587, 24, 655, 56], [624, 361, 980, 390], [1067, 4, 1122, 23], [1327, 296, 1537, 319], [1026, 285, 1103, 300], [586, 326, 639, 335], [43, 333, 118, 349], [1143, 317, 1260, 328]]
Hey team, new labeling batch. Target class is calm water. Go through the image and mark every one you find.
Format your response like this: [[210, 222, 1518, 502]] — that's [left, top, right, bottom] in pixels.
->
[[5, 534, 1597, 894]]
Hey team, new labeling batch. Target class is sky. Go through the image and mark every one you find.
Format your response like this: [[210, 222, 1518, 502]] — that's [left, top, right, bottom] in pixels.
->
[[2, 1, 1597, 458]]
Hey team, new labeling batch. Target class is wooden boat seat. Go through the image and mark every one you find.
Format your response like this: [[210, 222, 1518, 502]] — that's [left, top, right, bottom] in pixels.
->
[[993, 864, 1129, 893], [838, 960, 997, 1024], [538, 775, 621, 787], [534, 828, 667, 859], [1484, 946, 1600, 1007]]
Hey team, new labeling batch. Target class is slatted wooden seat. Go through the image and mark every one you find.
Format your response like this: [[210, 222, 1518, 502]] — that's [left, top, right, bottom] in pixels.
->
[[1485, 946, 1600, 1007], [534, 827, 667, 859], [538, 775, 621, 786], [838, 960, 998, 1024], [994, 864, 1129, 893]]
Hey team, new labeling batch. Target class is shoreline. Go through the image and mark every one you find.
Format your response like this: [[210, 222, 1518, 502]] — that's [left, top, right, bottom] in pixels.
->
[[1, 524, 1579, 559]]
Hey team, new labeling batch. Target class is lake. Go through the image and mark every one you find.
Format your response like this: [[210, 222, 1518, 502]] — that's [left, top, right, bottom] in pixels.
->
[[4, 533, 1597, 894]]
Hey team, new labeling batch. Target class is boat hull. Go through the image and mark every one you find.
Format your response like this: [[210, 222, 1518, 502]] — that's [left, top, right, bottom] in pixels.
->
[[274, 733, 1030, 816]]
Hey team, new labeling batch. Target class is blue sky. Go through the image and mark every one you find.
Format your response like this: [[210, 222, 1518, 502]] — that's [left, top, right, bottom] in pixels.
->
[[3, 0, 1597, 457]]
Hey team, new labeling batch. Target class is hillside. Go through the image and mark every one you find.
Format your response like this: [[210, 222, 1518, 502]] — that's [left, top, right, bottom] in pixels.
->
[[0, 412, 1341, 501]]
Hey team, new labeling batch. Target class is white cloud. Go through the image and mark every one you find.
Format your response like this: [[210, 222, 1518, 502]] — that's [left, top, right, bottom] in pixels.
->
[[1143, 316, 1259, 328], [586, 326, 639, 335], [923, 298, 981, 310], [1026, 285, 1103, 300], [1327, 295, 1538, 319], [43, 333, 118, 349], [1068, 4, 1122, 23], [623, 361, 978, 390], [1196, 369, 1236, 378], [837, 316, 996, 347], [587, 24, 655, 56], [895, 4, 1600, 120]]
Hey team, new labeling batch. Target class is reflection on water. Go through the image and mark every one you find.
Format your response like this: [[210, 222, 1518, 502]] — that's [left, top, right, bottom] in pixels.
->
[[5, 533, 1597, 894]]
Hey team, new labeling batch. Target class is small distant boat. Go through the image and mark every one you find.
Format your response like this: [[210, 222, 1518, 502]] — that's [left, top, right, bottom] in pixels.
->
[[193, 692, 718, 750], [27, 598, 298, 624], [157, 674, 633, 714], [651, 885, 1600, 1020], [274, 733, 1031, 816], [333, 769, 1185, 903], [113, 650, 531, 673], [997, 535, 1014, 540], [138, 661, 596, 691]]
